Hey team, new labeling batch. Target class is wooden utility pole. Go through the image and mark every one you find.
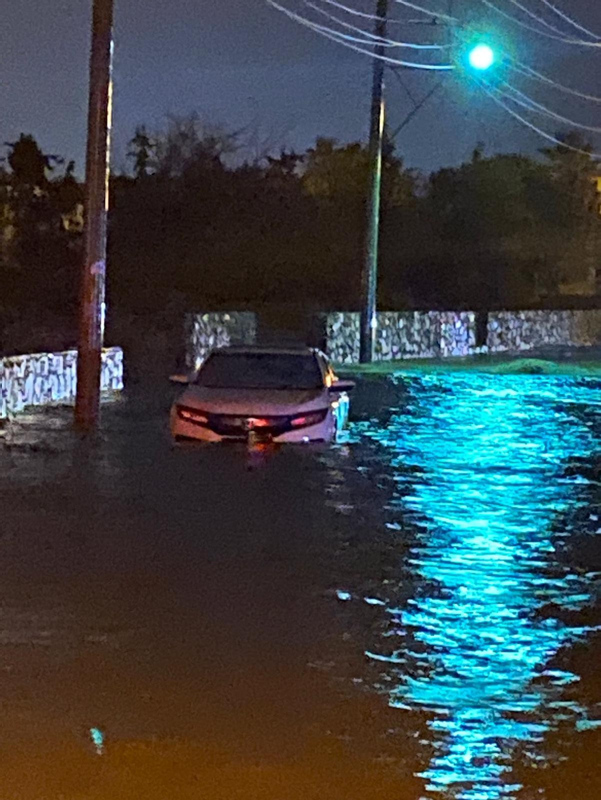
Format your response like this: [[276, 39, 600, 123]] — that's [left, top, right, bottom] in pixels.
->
[[359, 0, 388, 364], [75, 0, 114, 432]]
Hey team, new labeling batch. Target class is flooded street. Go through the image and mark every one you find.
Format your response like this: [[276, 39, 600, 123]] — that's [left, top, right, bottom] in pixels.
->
[[0, 372, 600, 799]]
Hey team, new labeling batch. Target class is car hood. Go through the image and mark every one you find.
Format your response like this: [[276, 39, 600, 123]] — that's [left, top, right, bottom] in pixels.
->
[[176, 386, 328, 416]]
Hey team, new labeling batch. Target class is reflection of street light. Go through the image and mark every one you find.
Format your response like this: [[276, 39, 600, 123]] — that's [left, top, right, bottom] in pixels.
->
[[468, 43, 495, 71], [361, 378, 598, 797]]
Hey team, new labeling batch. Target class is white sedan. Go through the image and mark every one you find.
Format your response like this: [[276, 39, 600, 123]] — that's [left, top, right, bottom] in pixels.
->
[[170, 346, 354, 444]]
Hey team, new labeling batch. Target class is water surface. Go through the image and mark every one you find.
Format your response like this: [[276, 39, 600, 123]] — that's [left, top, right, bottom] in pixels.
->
[[0, 373, 599, 798]]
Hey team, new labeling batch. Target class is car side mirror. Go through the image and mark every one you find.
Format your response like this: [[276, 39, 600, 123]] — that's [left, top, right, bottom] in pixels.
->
[[169, 373, 193, 385], [329, 379, 355, 393]]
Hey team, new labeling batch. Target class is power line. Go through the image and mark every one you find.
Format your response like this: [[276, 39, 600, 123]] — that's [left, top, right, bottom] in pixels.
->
[[479, 0, 601, 46], [537, 0, 601, 41], [478, 79, 601, 158], [509, 59, 601, 104], [389, 64, 419, 105], [305, 1, 451, 48], [317, 0, 393, 22], [392, 0, 458, 24], [316, 0, 436, 26], [500, 81, 601, 134], [297, 11, 418, 48], [320, 0, 601, 47], [390, 79, 444, 138], [505, 0, 589, 38], [267, 2, 455, 68]]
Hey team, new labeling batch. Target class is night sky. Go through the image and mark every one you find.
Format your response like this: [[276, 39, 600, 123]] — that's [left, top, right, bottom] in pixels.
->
[[2, 0, 601, 175]]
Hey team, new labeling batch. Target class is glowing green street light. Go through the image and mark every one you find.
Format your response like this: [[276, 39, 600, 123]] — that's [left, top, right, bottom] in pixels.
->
[[468, 43, 495, 71]]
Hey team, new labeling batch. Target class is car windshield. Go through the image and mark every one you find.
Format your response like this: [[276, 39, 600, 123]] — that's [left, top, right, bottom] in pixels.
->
[[196, 352, 324, 390]]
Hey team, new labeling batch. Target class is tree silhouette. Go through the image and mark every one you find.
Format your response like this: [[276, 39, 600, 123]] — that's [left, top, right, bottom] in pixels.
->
[[5, 134, 61, 188], [127, 126, 155, 179]]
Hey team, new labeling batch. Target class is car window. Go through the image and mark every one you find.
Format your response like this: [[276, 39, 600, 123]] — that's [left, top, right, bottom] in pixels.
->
[[196, 352, 324, 390]]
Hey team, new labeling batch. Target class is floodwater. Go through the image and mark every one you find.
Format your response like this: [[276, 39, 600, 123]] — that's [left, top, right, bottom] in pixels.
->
[[0, 373, 599, 799]]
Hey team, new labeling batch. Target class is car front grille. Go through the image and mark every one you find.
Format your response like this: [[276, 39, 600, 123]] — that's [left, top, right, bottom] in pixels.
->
[[207, 414, 292, 437]]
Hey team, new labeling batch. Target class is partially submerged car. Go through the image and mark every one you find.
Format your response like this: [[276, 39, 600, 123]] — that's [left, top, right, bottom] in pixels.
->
[[170, 346, 354, 444]]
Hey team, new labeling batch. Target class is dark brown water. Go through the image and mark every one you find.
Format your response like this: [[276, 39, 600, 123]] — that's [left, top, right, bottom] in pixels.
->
[[0, 373, 599, 799]]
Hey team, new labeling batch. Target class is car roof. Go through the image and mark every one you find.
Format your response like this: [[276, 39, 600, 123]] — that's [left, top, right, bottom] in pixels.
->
[[209, 345, 319, 357]]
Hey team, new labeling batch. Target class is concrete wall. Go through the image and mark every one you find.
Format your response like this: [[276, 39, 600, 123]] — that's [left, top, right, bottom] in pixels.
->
[[0, 347, 123, 419], [185, 312, 257, 369], [486, 310, 601, 353], [326, 311, 476, 365], [325, 310, 601, 365]]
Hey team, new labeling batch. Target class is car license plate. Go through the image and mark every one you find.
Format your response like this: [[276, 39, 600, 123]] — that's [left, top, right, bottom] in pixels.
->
[[248, 429, 273, 445]]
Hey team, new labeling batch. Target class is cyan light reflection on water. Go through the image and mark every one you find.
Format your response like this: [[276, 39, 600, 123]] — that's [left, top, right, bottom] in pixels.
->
[[345, 374, 601, 799]]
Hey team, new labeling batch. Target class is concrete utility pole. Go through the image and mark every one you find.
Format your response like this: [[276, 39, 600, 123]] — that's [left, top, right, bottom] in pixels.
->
[[75, 0, 114, 432], [359, 0, 388, 364]]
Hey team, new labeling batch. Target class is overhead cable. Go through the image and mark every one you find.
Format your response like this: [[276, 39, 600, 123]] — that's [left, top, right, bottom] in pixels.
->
[[509, 59, 601, 104], [267, 1, 455, 69], [500, 81, 601, 134], [505, 0, 589, 38], [477, 79, 601, 157], [391, 0, 458, 25], [480, 0, 600, 46], [537, 0, 601, 41], [317, 0, 434, 26], [305, 1, 450, 48]]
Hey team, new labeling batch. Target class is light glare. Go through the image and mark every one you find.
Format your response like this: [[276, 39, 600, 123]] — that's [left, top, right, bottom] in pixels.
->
[[469, 43, 495, 71]]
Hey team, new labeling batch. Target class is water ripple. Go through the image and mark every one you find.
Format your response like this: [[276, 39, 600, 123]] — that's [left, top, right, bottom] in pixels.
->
[[326, 373, 601, 799]]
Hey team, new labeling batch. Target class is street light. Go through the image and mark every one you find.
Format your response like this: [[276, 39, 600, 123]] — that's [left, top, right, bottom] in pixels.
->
[[468, 43, 495, 71]]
